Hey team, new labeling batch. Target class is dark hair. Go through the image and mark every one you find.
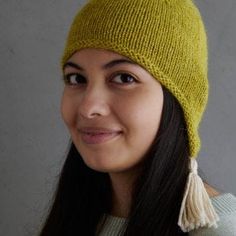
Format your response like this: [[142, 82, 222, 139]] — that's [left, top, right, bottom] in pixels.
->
[[39, 86, 191, 235]]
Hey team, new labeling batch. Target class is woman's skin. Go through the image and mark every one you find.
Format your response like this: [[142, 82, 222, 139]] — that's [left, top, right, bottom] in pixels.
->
[[61, 48, 220, 218]]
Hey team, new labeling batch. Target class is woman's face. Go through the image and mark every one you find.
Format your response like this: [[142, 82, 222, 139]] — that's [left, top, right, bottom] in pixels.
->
[[61, 48, 163, 173]]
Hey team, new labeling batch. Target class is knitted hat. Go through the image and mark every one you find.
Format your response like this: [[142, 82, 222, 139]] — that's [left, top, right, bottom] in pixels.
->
[[61, 0, 219, 232]]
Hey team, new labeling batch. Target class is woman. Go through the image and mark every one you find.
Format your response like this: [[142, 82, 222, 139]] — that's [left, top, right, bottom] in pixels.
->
[[39, 0, 236, 235]]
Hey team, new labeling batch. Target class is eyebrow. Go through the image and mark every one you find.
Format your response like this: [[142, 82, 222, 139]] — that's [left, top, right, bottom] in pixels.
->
[[63, 59, 138, 71]]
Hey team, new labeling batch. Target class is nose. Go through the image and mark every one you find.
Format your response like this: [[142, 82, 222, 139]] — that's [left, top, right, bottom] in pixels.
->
[[78, 85, 110, 119]]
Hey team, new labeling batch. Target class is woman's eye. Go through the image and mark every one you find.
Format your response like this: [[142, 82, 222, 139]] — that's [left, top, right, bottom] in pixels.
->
[[111, 73, 137, 85], [63, 73, 86, 85]]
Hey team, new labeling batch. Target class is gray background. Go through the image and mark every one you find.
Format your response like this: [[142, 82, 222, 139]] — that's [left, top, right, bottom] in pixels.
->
[[0, 0, 235, 235]]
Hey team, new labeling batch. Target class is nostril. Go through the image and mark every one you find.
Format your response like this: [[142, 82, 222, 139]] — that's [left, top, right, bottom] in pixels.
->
[[78, 103, 110, 119]]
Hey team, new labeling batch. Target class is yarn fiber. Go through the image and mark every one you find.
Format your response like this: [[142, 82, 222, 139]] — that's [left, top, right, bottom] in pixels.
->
[[61, 0, 209, 158]]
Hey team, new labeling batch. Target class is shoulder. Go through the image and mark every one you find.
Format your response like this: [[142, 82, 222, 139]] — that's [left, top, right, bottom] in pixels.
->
[[190, 193, 236, 236]]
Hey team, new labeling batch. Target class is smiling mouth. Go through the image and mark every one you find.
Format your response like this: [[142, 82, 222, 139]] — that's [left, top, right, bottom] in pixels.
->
[[80, 131, 122, 144]]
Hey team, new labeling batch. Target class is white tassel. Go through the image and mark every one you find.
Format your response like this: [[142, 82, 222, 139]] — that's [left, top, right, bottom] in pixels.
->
[[178, 158, 220, 232]]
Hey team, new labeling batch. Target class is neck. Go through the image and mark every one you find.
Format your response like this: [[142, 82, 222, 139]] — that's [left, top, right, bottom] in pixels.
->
[[109, 168, 139, 218]]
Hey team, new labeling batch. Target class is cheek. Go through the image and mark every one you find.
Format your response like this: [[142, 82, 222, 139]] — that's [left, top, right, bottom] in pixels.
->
[[119, 89, 163, 131], [60, 92, 77, 127], [108, 91, 163, 171], [117, 88, 163, 150]]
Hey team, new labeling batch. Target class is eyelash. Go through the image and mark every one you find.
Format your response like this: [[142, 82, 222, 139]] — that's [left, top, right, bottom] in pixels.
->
[[63, 72, 138, 87]]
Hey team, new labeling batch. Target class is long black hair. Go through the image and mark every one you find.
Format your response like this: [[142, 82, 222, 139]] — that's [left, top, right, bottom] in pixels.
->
[[39, 86, 192, 235]]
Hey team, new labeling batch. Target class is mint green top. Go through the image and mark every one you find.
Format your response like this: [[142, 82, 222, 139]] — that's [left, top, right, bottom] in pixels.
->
[[98, 193, 236, 236]]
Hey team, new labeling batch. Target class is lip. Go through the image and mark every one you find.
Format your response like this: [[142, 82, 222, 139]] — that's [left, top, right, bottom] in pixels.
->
[[78, 127, 123, 144]]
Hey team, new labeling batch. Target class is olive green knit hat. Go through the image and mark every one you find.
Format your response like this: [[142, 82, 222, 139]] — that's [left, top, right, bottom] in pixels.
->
[[61, 0, 219, 232], [62, 0, 208, 159]]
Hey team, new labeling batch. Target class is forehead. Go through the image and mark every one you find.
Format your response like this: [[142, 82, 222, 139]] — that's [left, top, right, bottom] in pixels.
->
[[64, 48, 143, 71]]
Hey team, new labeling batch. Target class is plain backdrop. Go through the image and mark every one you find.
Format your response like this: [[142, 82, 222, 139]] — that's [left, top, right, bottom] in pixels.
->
[[0, 0, 235, 235]]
